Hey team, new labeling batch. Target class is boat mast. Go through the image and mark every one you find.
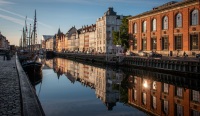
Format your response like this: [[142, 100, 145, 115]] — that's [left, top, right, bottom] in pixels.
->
[[28, 24, 32, 52], [33, 9, 37, 51], [22, 28, 25, 50]]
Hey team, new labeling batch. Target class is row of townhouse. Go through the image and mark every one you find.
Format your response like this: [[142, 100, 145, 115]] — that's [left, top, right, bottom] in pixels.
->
[[0, 32, 10, 49], [128, 0, 200, 56], [43, 7, 124, 53]]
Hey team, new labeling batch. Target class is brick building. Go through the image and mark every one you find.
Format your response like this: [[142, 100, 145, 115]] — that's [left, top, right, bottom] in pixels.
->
[[128, 0, 200, 56]]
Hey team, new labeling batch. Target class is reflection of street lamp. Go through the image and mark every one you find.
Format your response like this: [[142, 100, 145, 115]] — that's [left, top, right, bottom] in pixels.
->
[[143, 80, 148, 88]]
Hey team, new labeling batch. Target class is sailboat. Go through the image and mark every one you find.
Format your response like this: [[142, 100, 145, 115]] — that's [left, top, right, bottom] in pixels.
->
[[21, 10, 43, 77]]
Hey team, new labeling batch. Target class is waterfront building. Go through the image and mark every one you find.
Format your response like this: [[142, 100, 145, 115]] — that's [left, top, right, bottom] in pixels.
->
[[128, 75, 200, 116], [79, 24, 96, 53], [0, 32, 9, 49], [65, 26, 78, 51], [55, 28, 65, 52], [96, 7, 124, 53], [128, 0, 200, 56], [42, 35, 54, 51]]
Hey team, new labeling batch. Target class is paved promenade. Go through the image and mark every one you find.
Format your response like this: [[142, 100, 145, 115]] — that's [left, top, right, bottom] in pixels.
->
[[0, 55, 21, 115], [0, 55, 45, 116]]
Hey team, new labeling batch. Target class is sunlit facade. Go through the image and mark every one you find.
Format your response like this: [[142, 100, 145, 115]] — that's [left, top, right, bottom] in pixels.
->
[[128, 0, 200, 56], [96, 7, 124, 53]]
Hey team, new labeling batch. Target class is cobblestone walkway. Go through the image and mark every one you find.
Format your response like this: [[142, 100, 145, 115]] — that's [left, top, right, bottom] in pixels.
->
[[0, 56, 21, 115]]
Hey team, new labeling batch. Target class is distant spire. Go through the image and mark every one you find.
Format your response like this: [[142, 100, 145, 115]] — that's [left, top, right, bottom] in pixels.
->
[[58, 28, 61, 34]]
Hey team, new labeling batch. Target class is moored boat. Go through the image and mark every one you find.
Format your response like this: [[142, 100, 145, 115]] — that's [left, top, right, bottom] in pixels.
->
[[22, 60, 42, 74]]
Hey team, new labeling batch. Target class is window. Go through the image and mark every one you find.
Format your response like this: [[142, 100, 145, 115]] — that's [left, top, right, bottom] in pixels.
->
[[162, 16, 168, 30], [133, 23, 137, 33], [163, 83, 169, 93], [142, 38, 147, 50], [143, 92, 147, 105], [175, 36, 182, 50], [191, 9, 199, 26], [152, 96, 156, 109], [152, 19, 156, 31], [151, 38, 157, 50], [163, 100, 168, 114], [176, 87, 183, 97], [191, 110, 200, 116], [161, 36, 169, 50], [134, 76, 137, 84], [190, 34, 199, 50], [132, 38, 137, 50], [176, 104, 183, 116], [192, 90, 200, 102], [142, 21, 147, 32], [175, 13, 182, 28], [133, 89, 137, 101], [152, 81, 157, 90]]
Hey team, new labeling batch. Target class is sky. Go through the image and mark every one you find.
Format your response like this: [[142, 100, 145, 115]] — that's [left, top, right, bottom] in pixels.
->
[[0, 0, 182, 46]]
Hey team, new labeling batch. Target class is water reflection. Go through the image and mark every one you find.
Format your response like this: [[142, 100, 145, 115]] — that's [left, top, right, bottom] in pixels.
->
[[127, 69, 200, 116], [39, 57, 200, 116], [45, 58, 125, 111]]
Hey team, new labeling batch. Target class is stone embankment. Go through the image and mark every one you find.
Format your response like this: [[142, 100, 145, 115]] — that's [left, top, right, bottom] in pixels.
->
[[55, 52, 200, 75]]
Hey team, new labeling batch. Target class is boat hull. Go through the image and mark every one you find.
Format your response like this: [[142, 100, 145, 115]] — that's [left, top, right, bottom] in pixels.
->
[[22, 61, 42, 78]]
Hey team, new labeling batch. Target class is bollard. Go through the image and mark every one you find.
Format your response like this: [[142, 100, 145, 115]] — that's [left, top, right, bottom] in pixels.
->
[[3, 55, 6, 60], [6, 54, 11, 60]]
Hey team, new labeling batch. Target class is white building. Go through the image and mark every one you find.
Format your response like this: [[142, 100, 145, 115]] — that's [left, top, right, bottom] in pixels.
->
[[96, 7, 124, 53]]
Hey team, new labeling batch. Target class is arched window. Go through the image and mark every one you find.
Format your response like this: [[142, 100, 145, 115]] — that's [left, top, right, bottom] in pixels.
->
[[175, 13, 182, 28], [162, 16, 168, 30], [134, 23, 137, 33], [142, 21, 147, 32], [152, 18, 156, 31], [191, 9, 199, 25]]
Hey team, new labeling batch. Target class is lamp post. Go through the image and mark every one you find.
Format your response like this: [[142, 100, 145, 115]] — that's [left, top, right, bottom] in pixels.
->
[[160, 38, 162, 53]]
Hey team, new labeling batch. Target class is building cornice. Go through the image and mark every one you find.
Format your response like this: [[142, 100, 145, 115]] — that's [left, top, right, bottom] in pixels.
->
[[128, 0, 199, 20]]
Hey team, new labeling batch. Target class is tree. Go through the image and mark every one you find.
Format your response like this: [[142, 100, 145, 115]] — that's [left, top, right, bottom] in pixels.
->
[[112, 16, 130, 51]]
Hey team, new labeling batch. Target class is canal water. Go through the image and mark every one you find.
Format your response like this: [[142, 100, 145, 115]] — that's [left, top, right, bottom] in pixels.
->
[[35, 57, 200, 116]]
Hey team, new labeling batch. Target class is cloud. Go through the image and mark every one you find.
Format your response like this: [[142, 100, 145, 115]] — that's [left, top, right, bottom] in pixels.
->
[[0, 0, 14, 5], [0, 14, 24, 25], [0, 8, 52, 28]]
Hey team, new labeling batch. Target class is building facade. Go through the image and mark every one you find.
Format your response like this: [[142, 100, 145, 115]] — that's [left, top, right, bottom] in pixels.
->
[[0, 32, 9, 49], [55, 28, 65, 52], [128, 0, 200, 56], [42, 35, 54, 51], [65, 26, 78, 51], [79, 24, 96, 53], [96, 7, 124, 53]]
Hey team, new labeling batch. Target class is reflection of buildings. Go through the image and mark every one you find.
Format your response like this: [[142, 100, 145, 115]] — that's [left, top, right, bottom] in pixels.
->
[[128, 73, 200, 116], [45, 59, 54, 69], [51, 58, 124, 110], [96, 67, 123, 110]]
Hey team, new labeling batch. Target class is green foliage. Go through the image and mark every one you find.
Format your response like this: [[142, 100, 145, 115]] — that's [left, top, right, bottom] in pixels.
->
[[112, 16, 130, 50]]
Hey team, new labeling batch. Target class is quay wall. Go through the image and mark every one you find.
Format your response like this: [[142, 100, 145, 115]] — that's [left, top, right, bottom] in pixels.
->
[[16, 55, 45, 116], [54, 52, 200, 75]]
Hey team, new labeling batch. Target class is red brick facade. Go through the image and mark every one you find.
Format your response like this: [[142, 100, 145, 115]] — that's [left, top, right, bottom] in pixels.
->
[[128, 0, 200, 56]]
